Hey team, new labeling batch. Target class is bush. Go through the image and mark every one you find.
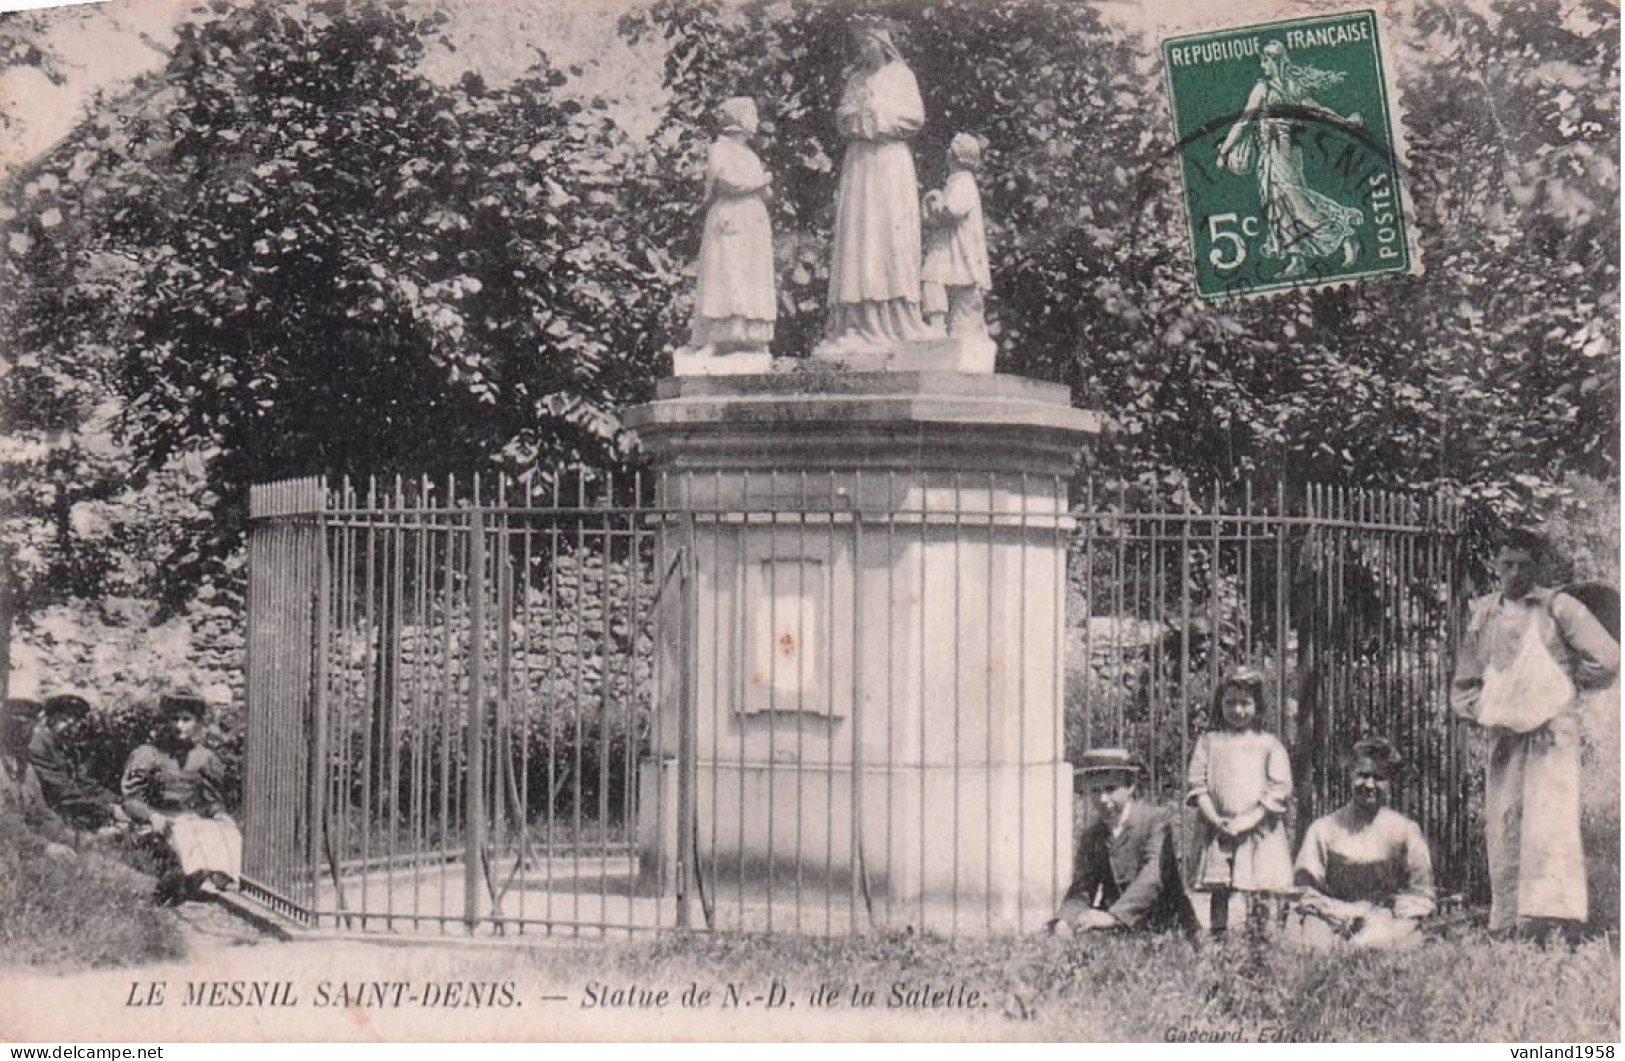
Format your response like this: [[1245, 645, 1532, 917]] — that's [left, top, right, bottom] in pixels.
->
[[0, 810, 186, 969], [318, 548, 654, 836]]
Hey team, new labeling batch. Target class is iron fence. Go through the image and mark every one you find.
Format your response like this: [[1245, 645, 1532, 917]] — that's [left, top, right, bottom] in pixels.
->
[[242, 470, 1471, 937], [1068, 482, 1474, 893]]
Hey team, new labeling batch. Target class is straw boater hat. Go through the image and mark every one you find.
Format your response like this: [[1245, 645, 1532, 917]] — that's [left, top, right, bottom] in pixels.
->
[[1075, 748, 1143, 788], [6, 697, 43, 723]]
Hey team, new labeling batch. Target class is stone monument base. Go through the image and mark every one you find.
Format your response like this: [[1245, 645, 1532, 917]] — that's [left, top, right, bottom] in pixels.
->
[[810, 336, 995, 374], [673, 339, 996, 378]]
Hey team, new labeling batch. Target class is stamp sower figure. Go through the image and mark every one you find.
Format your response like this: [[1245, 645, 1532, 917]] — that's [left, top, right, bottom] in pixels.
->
[[823, 20, 936, 353], [1451, 527, 1619, 938], [27, 693, 121, 830], [1292, 737, 1435, 949], [1216, 39, 1364, 279], [1047, 748, 1198, 936], [921, 132, 992, 351], [1186, 667, 1294, 935], [2, 697, 75, 853], [122, 692, 242, 904], [690, 96, 775, 358]]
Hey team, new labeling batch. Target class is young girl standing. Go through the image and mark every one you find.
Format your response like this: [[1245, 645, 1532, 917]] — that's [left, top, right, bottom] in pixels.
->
[[1186, 667, 1295, 935]]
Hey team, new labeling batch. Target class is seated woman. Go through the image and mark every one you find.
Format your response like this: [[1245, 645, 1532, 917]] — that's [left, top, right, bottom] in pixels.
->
[[1292, 737, 1436, 949], [121, 693, 241, 905]]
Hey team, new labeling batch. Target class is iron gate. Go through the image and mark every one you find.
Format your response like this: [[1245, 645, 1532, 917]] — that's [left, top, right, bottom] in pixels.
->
[[242, 472, 1472, 936]]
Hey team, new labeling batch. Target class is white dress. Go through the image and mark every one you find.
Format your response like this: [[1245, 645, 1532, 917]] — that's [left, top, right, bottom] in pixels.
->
[[1186, 728, 1295, 892], [1453, 590, 1619, 929]]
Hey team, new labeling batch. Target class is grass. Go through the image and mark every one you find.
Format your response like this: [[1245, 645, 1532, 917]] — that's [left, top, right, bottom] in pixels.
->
[[0, 809, 1613, 1041], [0, 810, 187, 969], [515, 929, 1619, 1041], [8, 689, 1620, 1041]]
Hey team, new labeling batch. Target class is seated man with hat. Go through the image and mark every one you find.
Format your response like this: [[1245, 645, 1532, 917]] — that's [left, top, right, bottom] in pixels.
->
[[1047, 748, 1198, 936], [121, 692, 241, 904], [27, 693, 122, 832]]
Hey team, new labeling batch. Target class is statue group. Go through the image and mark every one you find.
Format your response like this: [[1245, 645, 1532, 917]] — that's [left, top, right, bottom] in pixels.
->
[[682, 19, 994, 375]]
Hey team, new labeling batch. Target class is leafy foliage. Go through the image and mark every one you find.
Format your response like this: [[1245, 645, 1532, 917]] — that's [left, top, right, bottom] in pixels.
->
[[317, 547, 655, 836], [619, 0, 1162, 379]]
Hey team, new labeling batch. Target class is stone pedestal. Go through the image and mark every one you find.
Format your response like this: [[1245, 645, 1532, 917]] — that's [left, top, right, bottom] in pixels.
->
[[672, 347, 774, 377], [626, 369, 1100, 933]]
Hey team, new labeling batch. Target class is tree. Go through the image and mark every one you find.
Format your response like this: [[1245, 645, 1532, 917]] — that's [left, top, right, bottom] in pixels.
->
[[0, 9, 73, 693], [619, 0, 1161, 370], [2, 0, 663, 626]]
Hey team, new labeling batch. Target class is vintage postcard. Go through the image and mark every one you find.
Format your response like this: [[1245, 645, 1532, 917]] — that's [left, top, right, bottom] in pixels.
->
[[0, 0, 1617, 1046]]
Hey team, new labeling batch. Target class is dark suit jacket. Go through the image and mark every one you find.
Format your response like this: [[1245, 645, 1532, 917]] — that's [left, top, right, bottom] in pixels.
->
[[26, 724, 117, 828], [1056, 799, 1197, 933]]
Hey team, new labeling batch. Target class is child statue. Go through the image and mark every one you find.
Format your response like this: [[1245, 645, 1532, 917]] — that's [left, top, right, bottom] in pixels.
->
[[921, 132, 993, 367], [682, 96, 775, 373]]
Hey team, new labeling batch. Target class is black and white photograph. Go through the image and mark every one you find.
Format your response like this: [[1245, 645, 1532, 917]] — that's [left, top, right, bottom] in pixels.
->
[[0, 0, 1617, 1044]]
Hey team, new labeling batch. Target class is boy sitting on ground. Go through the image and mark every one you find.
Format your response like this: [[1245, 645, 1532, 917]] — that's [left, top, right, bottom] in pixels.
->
[[1047, 748, 1199, 936]]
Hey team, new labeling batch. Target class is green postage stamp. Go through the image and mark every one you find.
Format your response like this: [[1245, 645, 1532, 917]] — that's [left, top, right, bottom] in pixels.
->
[[1162, 10, 1415, 299]]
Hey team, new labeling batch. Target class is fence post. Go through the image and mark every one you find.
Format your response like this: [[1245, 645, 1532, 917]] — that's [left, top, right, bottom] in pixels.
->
[[465, 501, 486, 934], [675, 528, 696, 930], [245, 476, 326, 921]]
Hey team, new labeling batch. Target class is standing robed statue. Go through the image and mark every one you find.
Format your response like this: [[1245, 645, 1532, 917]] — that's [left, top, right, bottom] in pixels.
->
[[820, 19, 937, 355]]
